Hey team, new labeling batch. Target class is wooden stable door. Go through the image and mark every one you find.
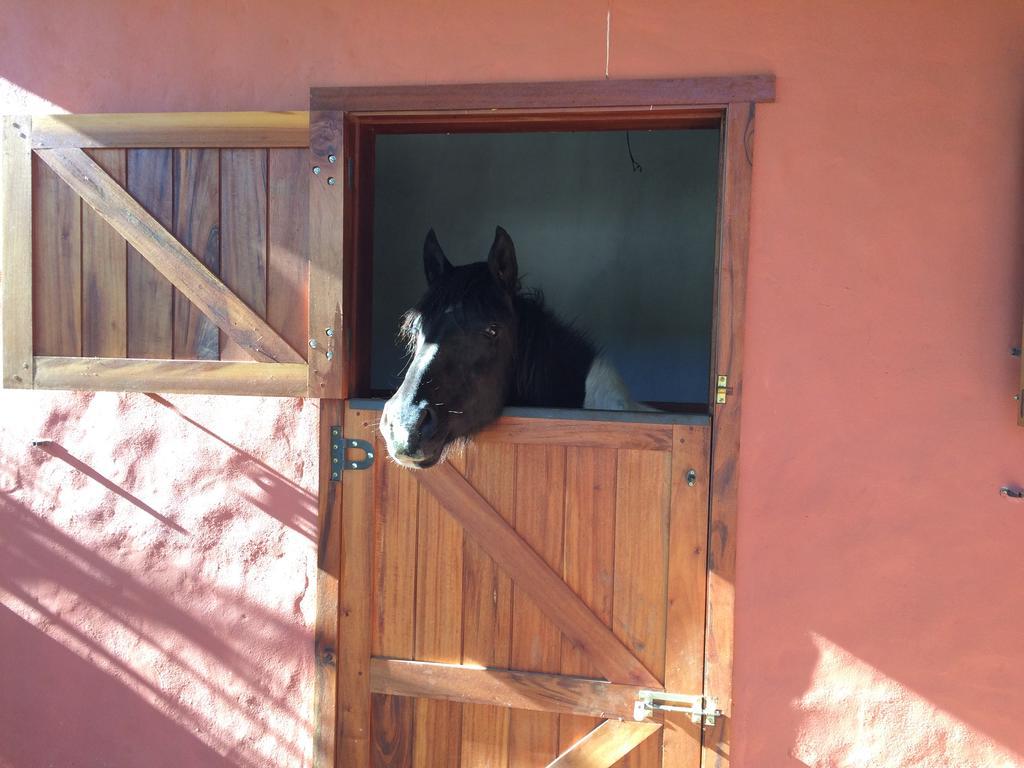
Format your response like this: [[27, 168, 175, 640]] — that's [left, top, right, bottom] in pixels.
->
[[333, 404, 712, 767]]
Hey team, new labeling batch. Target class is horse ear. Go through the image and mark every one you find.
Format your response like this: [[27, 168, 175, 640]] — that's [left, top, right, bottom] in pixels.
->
[[488, 226, 518, 292], [423, 229, 451, 286]]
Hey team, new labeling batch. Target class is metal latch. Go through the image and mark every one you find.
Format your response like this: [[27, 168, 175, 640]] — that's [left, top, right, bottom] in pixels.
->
[[329, 427, 375, 480], [715, 374, 733, 405], [633, 690, 722, 726]]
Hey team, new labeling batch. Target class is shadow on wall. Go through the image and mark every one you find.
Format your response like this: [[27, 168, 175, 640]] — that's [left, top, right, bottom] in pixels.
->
[[0, 493, 311, 768]]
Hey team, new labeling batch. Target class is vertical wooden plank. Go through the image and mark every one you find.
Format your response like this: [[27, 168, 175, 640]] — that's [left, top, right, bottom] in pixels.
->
[[663, 426, 712, 767], [268, 148, 310, 359], [371, 445, 419, 768], [703, 103, 755, 768], [314, 401, 343, 768], [1, 116, 33, 387], [173, 148, 220, 359], [559, 447, 617, 753], [32, 153, 81, 356], [308, 108, 345, 397], [337, 406, 376, 767], [614, 449, 670, 768], [460, 441, 516, 767], [220, 148, 267, 361], [509, 445, 565, 766], [81, 149, 126, 357], [126, 149, 173, 358], [413, 457, 464, 766]]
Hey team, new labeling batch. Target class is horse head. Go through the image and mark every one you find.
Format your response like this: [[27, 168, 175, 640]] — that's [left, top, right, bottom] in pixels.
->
[[381, 226, 519, 468]]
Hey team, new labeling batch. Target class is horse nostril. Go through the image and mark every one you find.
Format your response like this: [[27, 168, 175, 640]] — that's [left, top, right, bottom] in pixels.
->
[[415, 405, 439, 439]]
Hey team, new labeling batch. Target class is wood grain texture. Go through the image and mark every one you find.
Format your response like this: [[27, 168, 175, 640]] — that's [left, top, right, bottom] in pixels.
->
[[32, 111, 309, 149], [560, 447, 617, 752], [32, 356, 306, 396], [614, 449, 670, 768], [415, 462, 659, 689], [307, 110, 345, 397], [460, 441, 516, 767], [705, 103, 755, 727], [81, 149, 126, 357], [371, 658, 647, 721], [547, 720, 662, 768], [337, 407, 377, 767], [663, 427, 712, 767], [475, 417, 672, 451], [126, 149, 174, 359], [371, 444, 418, 768], [311, 76, 776, 112], [356, 108, 722, 135], [510, 445, 566, 766], [314, 401, 343, 768], [220, 149, 268, 361], [414, 457, 464, 766], [32, 153, 81, 357], [173, 148, 220, 359], [1, 116, 33, 387], [37, 147, 302, 364], [268, 148, 310, 359]]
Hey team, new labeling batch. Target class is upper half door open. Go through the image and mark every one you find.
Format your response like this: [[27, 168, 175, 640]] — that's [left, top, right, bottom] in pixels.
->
[[0, 111, 340, 397]]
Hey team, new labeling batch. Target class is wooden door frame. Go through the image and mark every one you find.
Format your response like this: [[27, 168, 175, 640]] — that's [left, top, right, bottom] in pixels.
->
[[311, 75, 772, 768]]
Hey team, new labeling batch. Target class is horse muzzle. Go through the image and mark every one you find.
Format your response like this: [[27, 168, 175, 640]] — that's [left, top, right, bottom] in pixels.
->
[[380, 400, 445, 468]]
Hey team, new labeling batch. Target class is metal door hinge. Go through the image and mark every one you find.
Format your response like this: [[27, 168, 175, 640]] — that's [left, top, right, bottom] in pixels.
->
[[634, 691, 722, 726], [329, 427, 375, 481], [715, 374, 734, 405]]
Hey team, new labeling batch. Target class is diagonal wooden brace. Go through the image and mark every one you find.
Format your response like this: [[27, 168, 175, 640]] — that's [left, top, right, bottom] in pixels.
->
[[415, 462, 660, 688], [36, 147, 304, 364]]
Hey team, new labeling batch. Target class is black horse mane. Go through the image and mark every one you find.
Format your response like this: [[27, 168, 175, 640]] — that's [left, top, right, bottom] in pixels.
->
[[512, 290, 596, 408], [401, 262, 597, 408]]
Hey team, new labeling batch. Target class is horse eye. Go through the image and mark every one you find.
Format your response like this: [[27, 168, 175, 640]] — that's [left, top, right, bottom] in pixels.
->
[[483, 324, 499, 339]]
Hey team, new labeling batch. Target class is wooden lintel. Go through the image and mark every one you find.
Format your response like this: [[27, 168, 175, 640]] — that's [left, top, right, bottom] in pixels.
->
[[36, 147, 304, 365], [312, 75, 776, 113], [370, 657, 653, 721]]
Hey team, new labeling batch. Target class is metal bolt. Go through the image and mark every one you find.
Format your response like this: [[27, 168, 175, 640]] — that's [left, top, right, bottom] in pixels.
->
[[368, 452, 374, 459], [332, 443, 339, 451], [326, 350, 334, 361], [351, 462, 358, 469], [332, 428, 339, 436], [309, 338, 318, 349], [331, 472, 339, 480], [350, 441, 358, 447], [1014, 393, 1021, 401], [312, 166, 321, 175], [325, 327, 334, 337], [327, 177, 336, 186], [328, 154, 337, 163], [687, 469, 697, 487], [332, 457, 338, 464]]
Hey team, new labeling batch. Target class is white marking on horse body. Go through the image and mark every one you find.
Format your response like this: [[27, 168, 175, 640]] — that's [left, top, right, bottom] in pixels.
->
[[584, 356, 655, 411]]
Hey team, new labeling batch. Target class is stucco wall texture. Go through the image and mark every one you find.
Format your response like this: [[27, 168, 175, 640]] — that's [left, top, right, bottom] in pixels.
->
[[1, 2, 1022, 767]]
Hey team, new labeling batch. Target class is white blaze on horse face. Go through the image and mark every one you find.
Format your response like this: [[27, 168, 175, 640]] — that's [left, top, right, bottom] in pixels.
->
[[381, 334, 440, 467]]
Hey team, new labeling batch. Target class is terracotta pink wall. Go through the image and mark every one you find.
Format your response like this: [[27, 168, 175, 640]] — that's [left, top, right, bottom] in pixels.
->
[[1, 2, 1022, 766]]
